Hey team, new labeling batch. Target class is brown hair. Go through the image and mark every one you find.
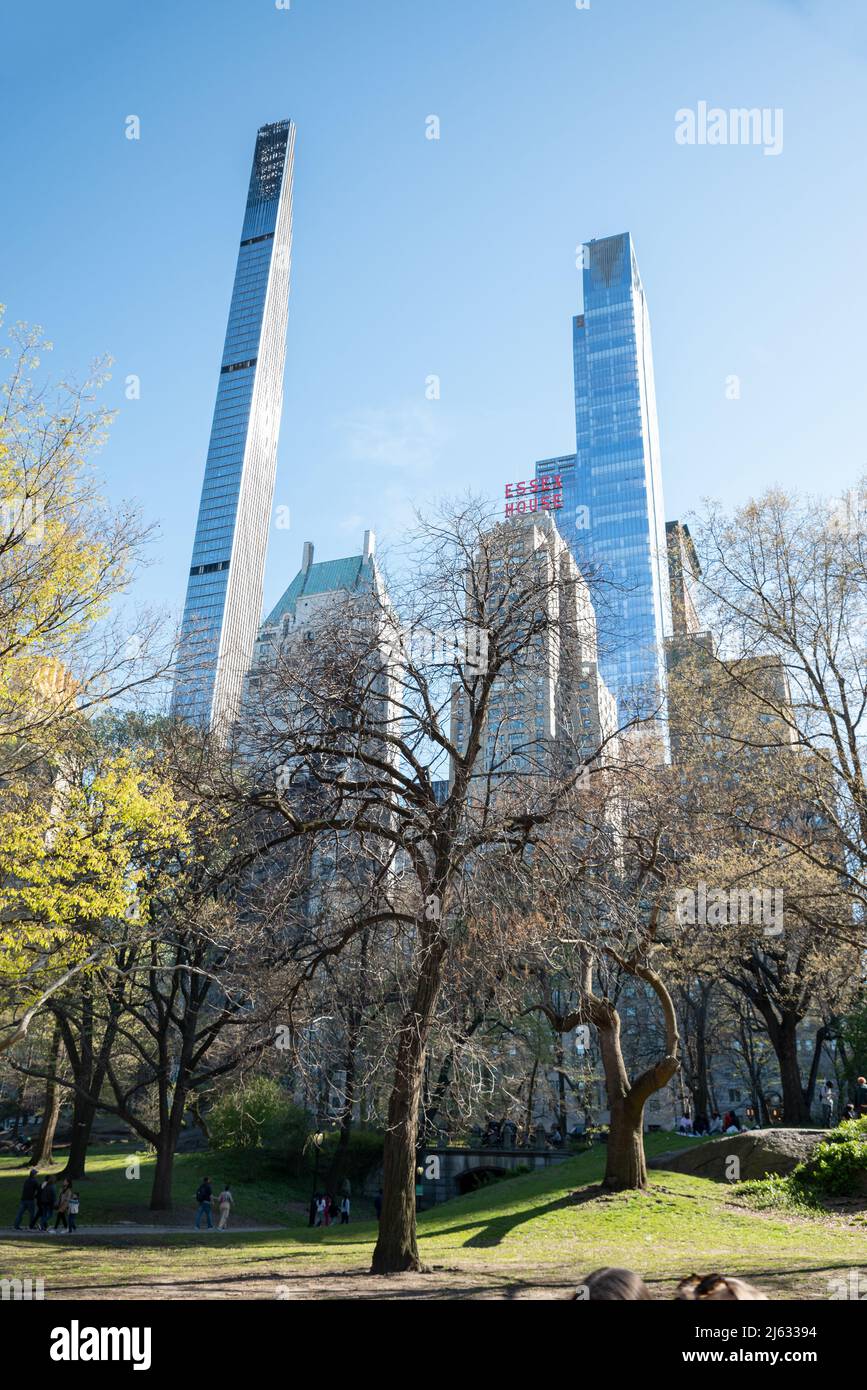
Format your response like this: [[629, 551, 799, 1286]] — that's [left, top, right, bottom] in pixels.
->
[[574, 1267, 652, 1300], [675, 1272, 767, 1301]]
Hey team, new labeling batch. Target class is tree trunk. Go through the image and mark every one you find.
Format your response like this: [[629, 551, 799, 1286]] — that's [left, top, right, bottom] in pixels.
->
[[693, 1000, 710, 1119], [10, 1081, 26, 1139], [148, 1079, 188, 1210], [63, 1095, 98, 1179], [567, 957, 679, 1192], [150, 1140, 176, 1212], [524, 1057, 538, 1141], [729, 969, 811, 1127], [31, 1025, 63, 1167], [605, 1096, 648, 1189], [555, 1034, 568, 1138], [187, 1095, 211, 1144], [370, 1054, 424, 1272], [595, 1017, 649, 1190], [56, 976, 124, 1179], [804, 1023, 831, 1118], [371, 934, 445, 1274], [678, 981, 712, 1121], [765, 1013, 810, 1125], [327, 1041, 358, 1189], [148, 1082, 189, 1211], [424, 1049, 454, 1139]]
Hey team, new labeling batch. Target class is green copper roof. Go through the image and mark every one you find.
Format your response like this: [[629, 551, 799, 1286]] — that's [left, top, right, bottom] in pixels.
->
[[263, 554, 375, 628]]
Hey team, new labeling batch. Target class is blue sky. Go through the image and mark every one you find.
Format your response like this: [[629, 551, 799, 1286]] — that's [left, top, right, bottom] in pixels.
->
[[3, 0, 866, 625]]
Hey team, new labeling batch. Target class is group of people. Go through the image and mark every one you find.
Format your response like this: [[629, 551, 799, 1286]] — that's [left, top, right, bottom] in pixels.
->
[[477, 1119, 571, 1149], [479, 1118, 520, 1148], [677, 1076, 867, 1136], [309, 1192, 350, 1226], [677, 1111, 739, 1136], [193, 1177, 234, 1230], [574, 1267, 768, 1301], [13, 1169, 79, 1232], [820, 1078, 867, 1126]]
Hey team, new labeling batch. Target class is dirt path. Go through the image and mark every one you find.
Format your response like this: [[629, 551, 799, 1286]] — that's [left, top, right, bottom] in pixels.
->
[[11, 1265, 581, 1300], [7, 1224, 284, 1237], [19, 1261, 856, 1301]]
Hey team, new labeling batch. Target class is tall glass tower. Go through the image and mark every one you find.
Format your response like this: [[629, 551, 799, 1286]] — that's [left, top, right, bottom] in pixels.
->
[[537, 232, 671, 725], [172, 119, 296, 730]]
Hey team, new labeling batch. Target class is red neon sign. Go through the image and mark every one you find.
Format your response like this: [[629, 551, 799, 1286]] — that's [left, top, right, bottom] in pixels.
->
[[504, 475, 563, 516]]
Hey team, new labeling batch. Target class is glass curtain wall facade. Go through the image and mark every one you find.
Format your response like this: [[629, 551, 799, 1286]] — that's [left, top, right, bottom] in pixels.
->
[[537, 232, 671, 725], [172, 119, 296, 730]]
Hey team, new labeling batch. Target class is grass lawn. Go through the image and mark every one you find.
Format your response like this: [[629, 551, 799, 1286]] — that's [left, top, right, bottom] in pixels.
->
[[0, 1145, 321, 1230], [1, 1134, 864, 1300]]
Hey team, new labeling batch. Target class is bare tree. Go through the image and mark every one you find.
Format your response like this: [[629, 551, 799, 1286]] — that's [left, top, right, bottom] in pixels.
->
[[693, 483, 867, 915], [217, 499, 626, 1271]]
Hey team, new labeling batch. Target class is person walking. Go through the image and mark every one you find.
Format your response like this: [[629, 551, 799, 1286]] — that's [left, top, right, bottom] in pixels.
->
[[194, 1176, 214, 1230], [821, 1083, 835, 1128], [38, 1177, 57, 1232], [856, 1076, 867, 1116], [339, 1195, 350, 1225], [314, 1194, 326, 1227], [14, 1169, 40, 1230], [217, 1183, 233, 1231], [54, 1179, 72, 1232], [67, 1189, 80, 1233]]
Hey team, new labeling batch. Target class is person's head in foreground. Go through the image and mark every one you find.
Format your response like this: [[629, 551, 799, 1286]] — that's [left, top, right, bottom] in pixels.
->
[[573, 1267, 652, 1300], [675, 1273, 767, 1300]]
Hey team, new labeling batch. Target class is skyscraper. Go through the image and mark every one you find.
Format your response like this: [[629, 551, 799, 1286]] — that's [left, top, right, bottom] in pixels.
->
[[450, 510, 618, 785], [172, 119, 296, 730], [536, 232, 671, 725], [665, 520, 702, 640]]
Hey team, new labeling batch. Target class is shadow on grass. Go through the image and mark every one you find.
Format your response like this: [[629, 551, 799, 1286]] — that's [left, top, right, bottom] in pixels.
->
[[427, 1184, 604, 1249]]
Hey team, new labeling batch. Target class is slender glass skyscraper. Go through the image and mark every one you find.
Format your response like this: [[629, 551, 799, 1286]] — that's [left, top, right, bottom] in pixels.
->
[[172, 119, 296, 730], [536, 232, 671, 724]]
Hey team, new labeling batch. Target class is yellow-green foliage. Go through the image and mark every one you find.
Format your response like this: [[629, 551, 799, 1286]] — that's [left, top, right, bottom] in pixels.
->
[[0, 752, 194, 980], [0, 313, 175, 998]]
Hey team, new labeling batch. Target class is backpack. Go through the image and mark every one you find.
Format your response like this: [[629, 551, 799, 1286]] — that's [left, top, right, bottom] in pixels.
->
[[196, 1184, 210, 1204], [68, 1196, 80, 1215]]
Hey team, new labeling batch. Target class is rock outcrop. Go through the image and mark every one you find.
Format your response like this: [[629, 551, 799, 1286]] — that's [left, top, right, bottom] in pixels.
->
[[649, 1129, 827, 1181]]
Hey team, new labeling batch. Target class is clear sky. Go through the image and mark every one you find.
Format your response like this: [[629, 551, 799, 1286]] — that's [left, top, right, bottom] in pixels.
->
[[3, 0, 866, 626]]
